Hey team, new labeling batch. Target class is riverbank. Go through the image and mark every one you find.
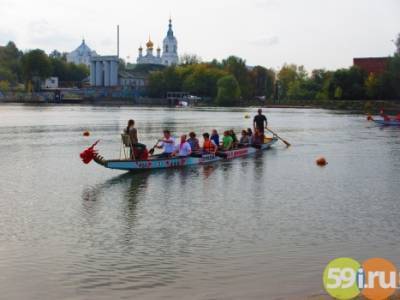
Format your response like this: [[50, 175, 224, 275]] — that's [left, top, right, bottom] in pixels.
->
[[1, 97, 399, 113]]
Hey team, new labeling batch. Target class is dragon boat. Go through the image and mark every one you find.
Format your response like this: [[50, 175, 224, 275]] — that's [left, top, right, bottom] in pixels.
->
[[89, 137, 278, 172]]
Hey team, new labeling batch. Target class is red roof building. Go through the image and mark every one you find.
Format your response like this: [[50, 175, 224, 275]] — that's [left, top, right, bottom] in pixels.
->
[[353, 57, 389, 75]]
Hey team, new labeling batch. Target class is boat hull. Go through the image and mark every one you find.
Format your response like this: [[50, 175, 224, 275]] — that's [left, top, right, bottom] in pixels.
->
[[96, 137, 278, 172], [374, 119, 400, 126], [105, 154, 220, 171]]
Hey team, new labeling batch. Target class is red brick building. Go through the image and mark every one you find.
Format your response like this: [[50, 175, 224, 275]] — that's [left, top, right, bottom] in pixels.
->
[[353, 57, 389, 75]]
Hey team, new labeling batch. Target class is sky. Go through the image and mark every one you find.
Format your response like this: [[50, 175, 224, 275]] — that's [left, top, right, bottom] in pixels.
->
[[0, 0, 399, 71]]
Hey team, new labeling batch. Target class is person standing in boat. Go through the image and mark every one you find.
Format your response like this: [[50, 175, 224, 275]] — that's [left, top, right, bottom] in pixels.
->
[[253, 109, 268, 136], [156, 130, 176, 158], [173, 134, 192, 157]]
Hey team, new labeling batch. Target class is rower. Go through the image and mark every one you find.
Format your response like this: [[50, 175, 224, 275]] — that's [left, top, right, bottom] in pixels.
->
[[174, 134, 192, 157], [252, 128, 264, 146], [156, 130, 176, 158], [239, 130, 251, 147], [221, 130, 233, 151], [211, 129, 220, 146], [187, 132, 200, 152], [253, 108, 268, 136], [229, 129, 239, 148], [247, 128, 253, 144], [202, 132, 217, 154]]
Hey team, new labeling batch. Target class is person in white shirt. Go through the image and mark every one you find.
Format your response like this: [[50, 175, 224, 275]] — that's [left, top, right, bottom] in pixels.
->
[[174, 134, 192, 157], [156, 130, 176, 158]]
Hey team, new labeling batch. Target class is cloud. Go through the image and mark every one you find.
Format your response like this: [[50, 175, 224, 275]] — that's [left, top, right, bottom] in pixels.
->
[[0, 29, 16, 45], [254, 0, 279, 9], [27, 19, 75, 51], [250, 35, 280, 47]]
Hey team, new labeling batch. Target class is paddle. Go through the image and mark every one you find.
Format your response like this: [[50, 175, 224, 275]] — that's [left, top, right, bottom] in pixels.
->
[[266, 127, 291, 147], [148, 140, 161, 155]]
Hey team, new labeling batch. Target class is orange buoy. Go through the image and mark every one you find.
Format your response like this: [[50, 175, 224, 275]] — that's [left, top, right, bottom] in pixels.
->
[[316, 156, 327, 166], [83, 131, 90, 137]]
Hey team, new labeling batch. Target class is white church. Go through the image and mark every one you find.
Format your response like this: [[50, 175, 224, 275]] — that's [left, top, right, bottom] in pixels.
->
[[137, 19, 179, 66], [66, 39, 97, 66]]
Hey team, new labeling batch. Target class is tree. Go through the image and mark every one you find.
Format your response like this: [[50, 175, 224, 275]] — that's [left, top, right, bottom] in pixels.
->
[[48, 57, 89, 86], [182, 64, 227, 97], [264, 69, 275, 100], [395, 33, 400, 55], [163, 66, 182, 92], [0, 66, 16, 83], [180, 53, 202, 65], [0, 41, 23, 84], [147, 71, 166, 98], [21, 49, 52, 90], [328, 66, 366, 100], [222, 56, 251, 99], [312, 69, 332, 101], [378, 54, 400, 99], [365, 73, 379, 99], [249, 66, 275, 100], [0, 80, 10, 92], [50, 57, 68, 81], [277, 64, 299, 99], [216, 75, 241, 106]]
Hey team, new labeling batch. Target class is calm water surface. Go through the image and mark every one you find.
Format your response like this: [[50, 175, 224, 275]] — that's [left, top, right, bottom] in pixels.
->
[[0, 104, 399, 300]]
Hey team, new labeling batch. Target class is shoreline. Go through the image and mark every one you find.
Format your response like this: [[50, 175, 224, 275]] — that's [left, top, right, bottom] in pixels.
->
[[1, 99, 399, 113]]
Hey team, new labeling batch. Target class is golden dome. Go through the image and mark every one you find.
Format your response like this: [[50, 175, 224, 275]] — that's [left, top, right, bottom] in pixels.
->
[[146, 38, 154, 49]]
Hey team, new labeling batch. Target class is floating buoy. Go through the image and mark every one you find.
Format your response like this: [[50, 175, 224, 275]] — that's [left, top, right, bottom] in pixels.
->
[[316, 156, 328, 166], [83, 131, 90, 137], [367, 114, 373, 121], [244, 114, 251, 119]]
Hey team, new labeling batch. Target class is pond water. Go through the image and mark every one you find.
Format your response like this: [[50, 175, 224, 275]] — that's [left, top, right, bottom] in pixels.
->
[[0, 104, 399, 299]]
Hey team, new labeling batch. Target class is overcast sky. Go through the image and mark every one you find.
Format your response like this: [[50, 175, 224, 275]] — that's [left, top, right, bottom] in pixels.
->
[[0, 0, 399, 71]]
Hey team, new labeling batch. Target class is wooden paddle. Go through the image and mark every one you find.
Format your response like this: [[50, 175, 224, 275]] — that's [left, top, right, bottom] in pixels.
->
[[266, 127, 291, 147], [148, 140, 161, 155]]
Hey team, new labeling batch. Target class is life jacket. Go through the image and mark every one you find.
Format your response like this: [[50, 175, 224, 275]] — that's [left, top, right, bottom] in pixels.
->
[[203, 140, 215, 152]]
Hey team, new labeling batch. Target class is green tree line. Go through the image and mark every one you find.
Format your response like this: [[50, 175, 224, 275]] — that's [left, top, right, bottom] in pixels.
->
[[148, 55, 400, 106], [0, 41, 89, 92], [276, 56, 400, 102], [147, 55, 275, 106]]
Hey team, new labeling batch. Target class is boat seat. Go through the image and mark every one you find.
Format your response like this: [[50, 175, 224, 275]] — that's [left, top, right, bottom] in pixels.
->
[[121, 134, 132, 147]]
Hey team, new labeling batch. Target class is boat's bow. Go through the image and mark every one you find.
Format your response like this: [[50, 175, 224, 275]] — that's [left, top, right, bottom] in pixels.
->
[[93, 153, 107, 167]]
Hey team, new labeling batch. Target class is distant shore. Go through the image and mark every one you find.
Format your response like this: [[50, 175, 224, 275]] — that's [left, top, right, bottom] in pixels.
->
[[1, 98, 399, 114]]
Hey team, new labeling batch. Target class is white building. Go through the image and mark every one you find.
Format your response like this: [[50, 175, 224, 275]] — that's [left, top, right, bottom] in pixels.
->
[[90, 56, 119, 87], [161, 18, 179, 66], [41, 77, 59, 89], [137, 19, 179, 66], [137, 38, 162, 65], [67, 39, 97, 66]]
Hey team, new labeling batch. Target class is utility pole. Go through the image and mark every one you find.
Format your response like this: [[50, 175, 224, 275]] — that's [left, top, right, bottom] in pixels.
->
[[117, 25, 120, 58]]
